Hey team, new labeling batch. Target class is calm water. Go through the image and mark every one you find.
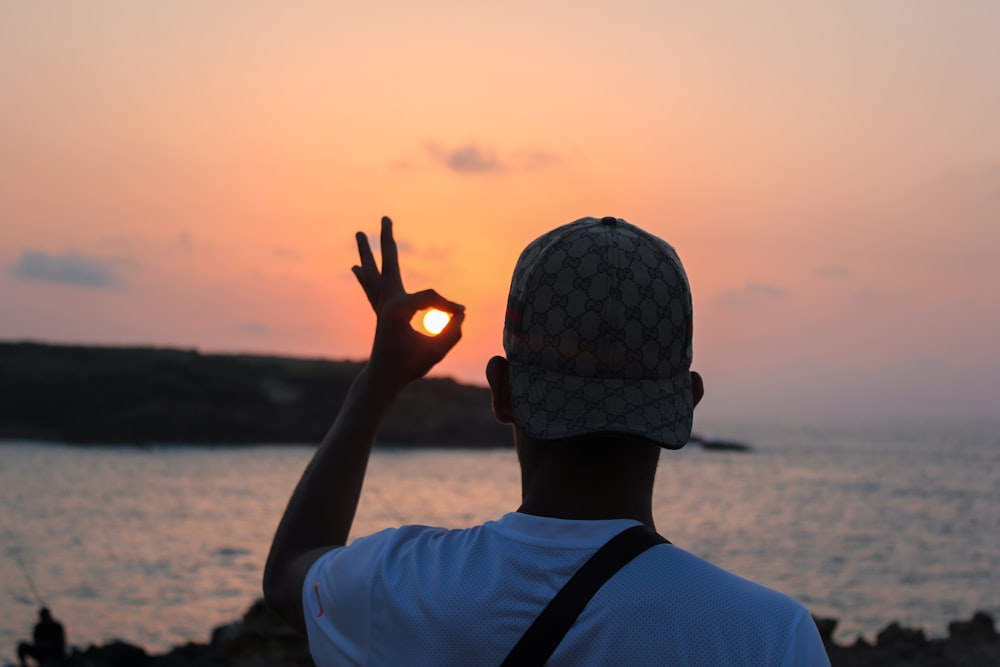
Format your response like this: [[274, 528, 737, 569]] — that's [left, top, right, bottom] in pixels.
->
[[1, 416, 998, 661]]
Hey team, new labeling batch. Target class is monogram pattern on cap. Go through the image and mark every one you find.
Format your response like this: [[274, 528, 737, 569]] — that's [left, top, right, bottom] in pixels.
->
[[504, 217, 694, 448]]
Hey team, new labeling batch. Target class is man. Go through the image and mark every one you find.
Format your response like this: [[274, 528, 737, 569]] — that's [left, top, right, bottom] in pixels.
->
[[264, 216, 830, 665], [17, 607, 66, 667]]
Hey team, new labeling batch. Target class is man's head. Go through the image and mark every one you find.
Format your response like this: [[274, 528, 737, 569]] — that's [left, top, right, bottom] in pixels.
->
[[488, 217, 702, 450]]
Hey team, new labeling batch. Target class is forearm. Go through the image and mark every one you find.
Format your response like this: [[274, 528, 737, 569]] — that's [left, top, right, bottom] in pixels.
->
[[262, 215, 464, 633], [263, 366, 402, 626]]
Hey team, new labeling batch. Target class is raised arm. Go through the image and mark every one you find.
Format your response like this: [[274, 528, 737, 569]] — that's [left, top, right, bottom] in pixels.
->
[[262, 216, 464, 633]]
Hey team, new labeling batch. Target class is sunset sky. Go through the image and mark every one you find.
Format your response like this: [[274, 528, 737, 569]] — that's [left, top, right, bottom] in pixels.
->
[[2, 2, 998, 419]]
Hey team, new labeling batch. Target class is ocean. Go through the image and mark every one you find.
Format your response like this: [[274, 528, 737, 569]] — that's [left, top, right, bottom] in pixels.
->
[[1, 415, 997, 661]]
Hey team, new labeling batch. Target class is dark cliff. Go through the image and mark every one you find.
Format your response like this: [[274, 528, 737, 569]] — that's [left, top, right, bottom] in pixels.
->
[[0, 342, 511, 447]]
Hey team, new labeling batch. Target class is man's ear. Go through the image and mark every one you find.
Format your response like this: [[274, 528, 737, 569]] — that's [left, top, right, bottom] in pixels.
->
[[486, 356, 515, 424], [691, 371, 705, 408]]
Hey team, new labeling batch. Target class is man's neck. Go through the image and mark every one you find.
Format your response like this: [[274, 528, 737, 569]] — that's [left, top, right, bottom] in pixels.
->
[[517, 465, 657, 527], [514, 433, 661, 528]]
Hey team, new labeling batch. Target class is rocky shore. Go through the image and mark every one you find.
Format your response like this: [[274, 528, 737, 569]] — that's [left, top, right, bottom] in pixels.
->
[[37, 600, 999, 667]]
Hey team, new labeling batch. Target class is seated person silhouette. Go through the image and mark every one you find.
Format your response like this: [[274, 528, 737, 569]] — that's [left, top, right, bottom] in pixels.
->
[[17, 608, 66, 667]]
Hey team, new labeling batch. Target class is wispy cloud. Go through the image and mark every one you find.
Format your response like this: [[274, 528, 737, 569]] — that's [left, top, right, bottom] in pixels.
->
[[425, 142, 560, 175], [718, 281, 788, 307], [272, 246, 302, 260], [509, 148, 559, 169], [429, 143, 504, 174], [175, 231, 194, 252], [237, 321, 271, 335], [11, 250, 121, 288]]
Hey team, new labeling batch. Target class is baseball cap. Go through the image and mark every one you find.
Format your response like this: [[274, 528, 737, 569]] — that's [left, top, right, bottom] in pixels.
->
[[503, 216, 694, 449]]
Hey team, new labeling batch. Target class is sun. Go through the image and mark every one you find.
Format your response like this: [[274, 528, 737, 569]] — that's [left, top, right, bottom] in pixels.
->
[[421, 308, 451, 336]]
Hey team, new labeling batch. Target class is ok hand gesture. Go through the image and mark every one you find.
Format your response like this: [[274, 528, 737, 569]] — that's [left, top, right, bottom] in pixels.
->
[[352, 216, 465, 391]]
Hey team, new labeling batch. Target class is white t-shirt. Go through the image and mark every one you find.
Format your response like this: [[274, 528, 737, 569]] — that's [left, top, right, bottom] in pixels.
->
[[303, 512, 830, 666]]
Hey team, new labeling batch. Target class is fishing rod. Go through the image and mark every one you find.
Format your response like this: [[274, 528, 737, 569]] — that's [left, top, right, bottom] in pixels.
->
[[4, 526, 48, 609], [13, 551, 47, 609]]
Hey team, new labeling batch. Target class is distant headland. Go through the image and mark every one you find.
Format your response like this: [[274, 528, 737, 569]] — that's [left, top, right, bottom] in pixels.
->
[[0, 342, 512, 448]]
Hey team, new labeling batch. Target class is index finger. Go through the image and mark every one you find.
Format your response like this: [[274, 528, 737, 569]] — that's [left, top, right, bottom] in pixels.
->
[[379, 216, 404, 293], [408, 289, 465, 315]]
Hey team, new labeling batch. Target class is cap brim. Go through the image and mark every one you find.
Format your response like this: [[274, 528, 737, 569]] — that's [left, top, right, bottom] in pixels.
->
[[508, 360, 694, 449]]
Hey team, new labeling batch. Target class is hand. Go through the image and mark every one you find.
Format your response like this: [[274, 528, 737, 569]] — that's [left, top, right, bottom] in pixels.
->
[[351, 216, 465, 391]]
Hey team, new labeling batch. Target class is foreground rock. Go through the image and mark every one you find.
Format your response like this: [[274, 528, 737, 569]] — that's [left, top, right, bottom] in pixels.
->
[[61, 603, 998, 667], [61, 601, 312, 667], [817, 611, 998, 667]]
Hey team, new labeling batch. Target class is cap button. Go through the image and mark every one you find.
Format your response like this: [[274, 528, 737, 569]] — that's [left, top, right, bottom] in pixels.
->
[[600, 216, 618, 226]]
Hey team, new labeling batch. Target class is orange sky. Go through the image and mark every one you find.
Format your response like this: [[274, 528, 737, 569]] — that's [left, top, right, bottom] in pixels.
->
[[2, 2, 998, 419]]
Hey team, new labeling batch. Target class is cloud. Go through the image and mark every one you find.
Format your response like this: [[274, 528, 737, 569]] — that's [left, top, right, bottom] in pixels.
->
[[425, 142, 560, 175], [272, 246, 302, 260], [237, 321, 271, 335], [718, 281, 788, 307], [357, 237, 411, 255], [11, 250, 120, 288], [429, 143, 504, 173], [510, 149, 560, 169], [745, 282, 787, 297], [175, 232, 193, 252]]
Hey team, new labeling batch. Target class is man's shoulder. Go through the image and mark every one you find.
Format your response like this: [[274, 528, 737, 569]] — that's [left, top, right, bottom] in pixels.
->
[[616, 543, 812, 628], [575, 545, 825, 664], [323, 521, 490, 566]]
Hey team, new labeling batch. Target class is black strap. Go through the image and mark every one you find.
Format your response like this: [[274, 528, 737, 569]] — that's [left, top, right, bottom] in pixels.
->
[[500, 524, 668, 667]]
